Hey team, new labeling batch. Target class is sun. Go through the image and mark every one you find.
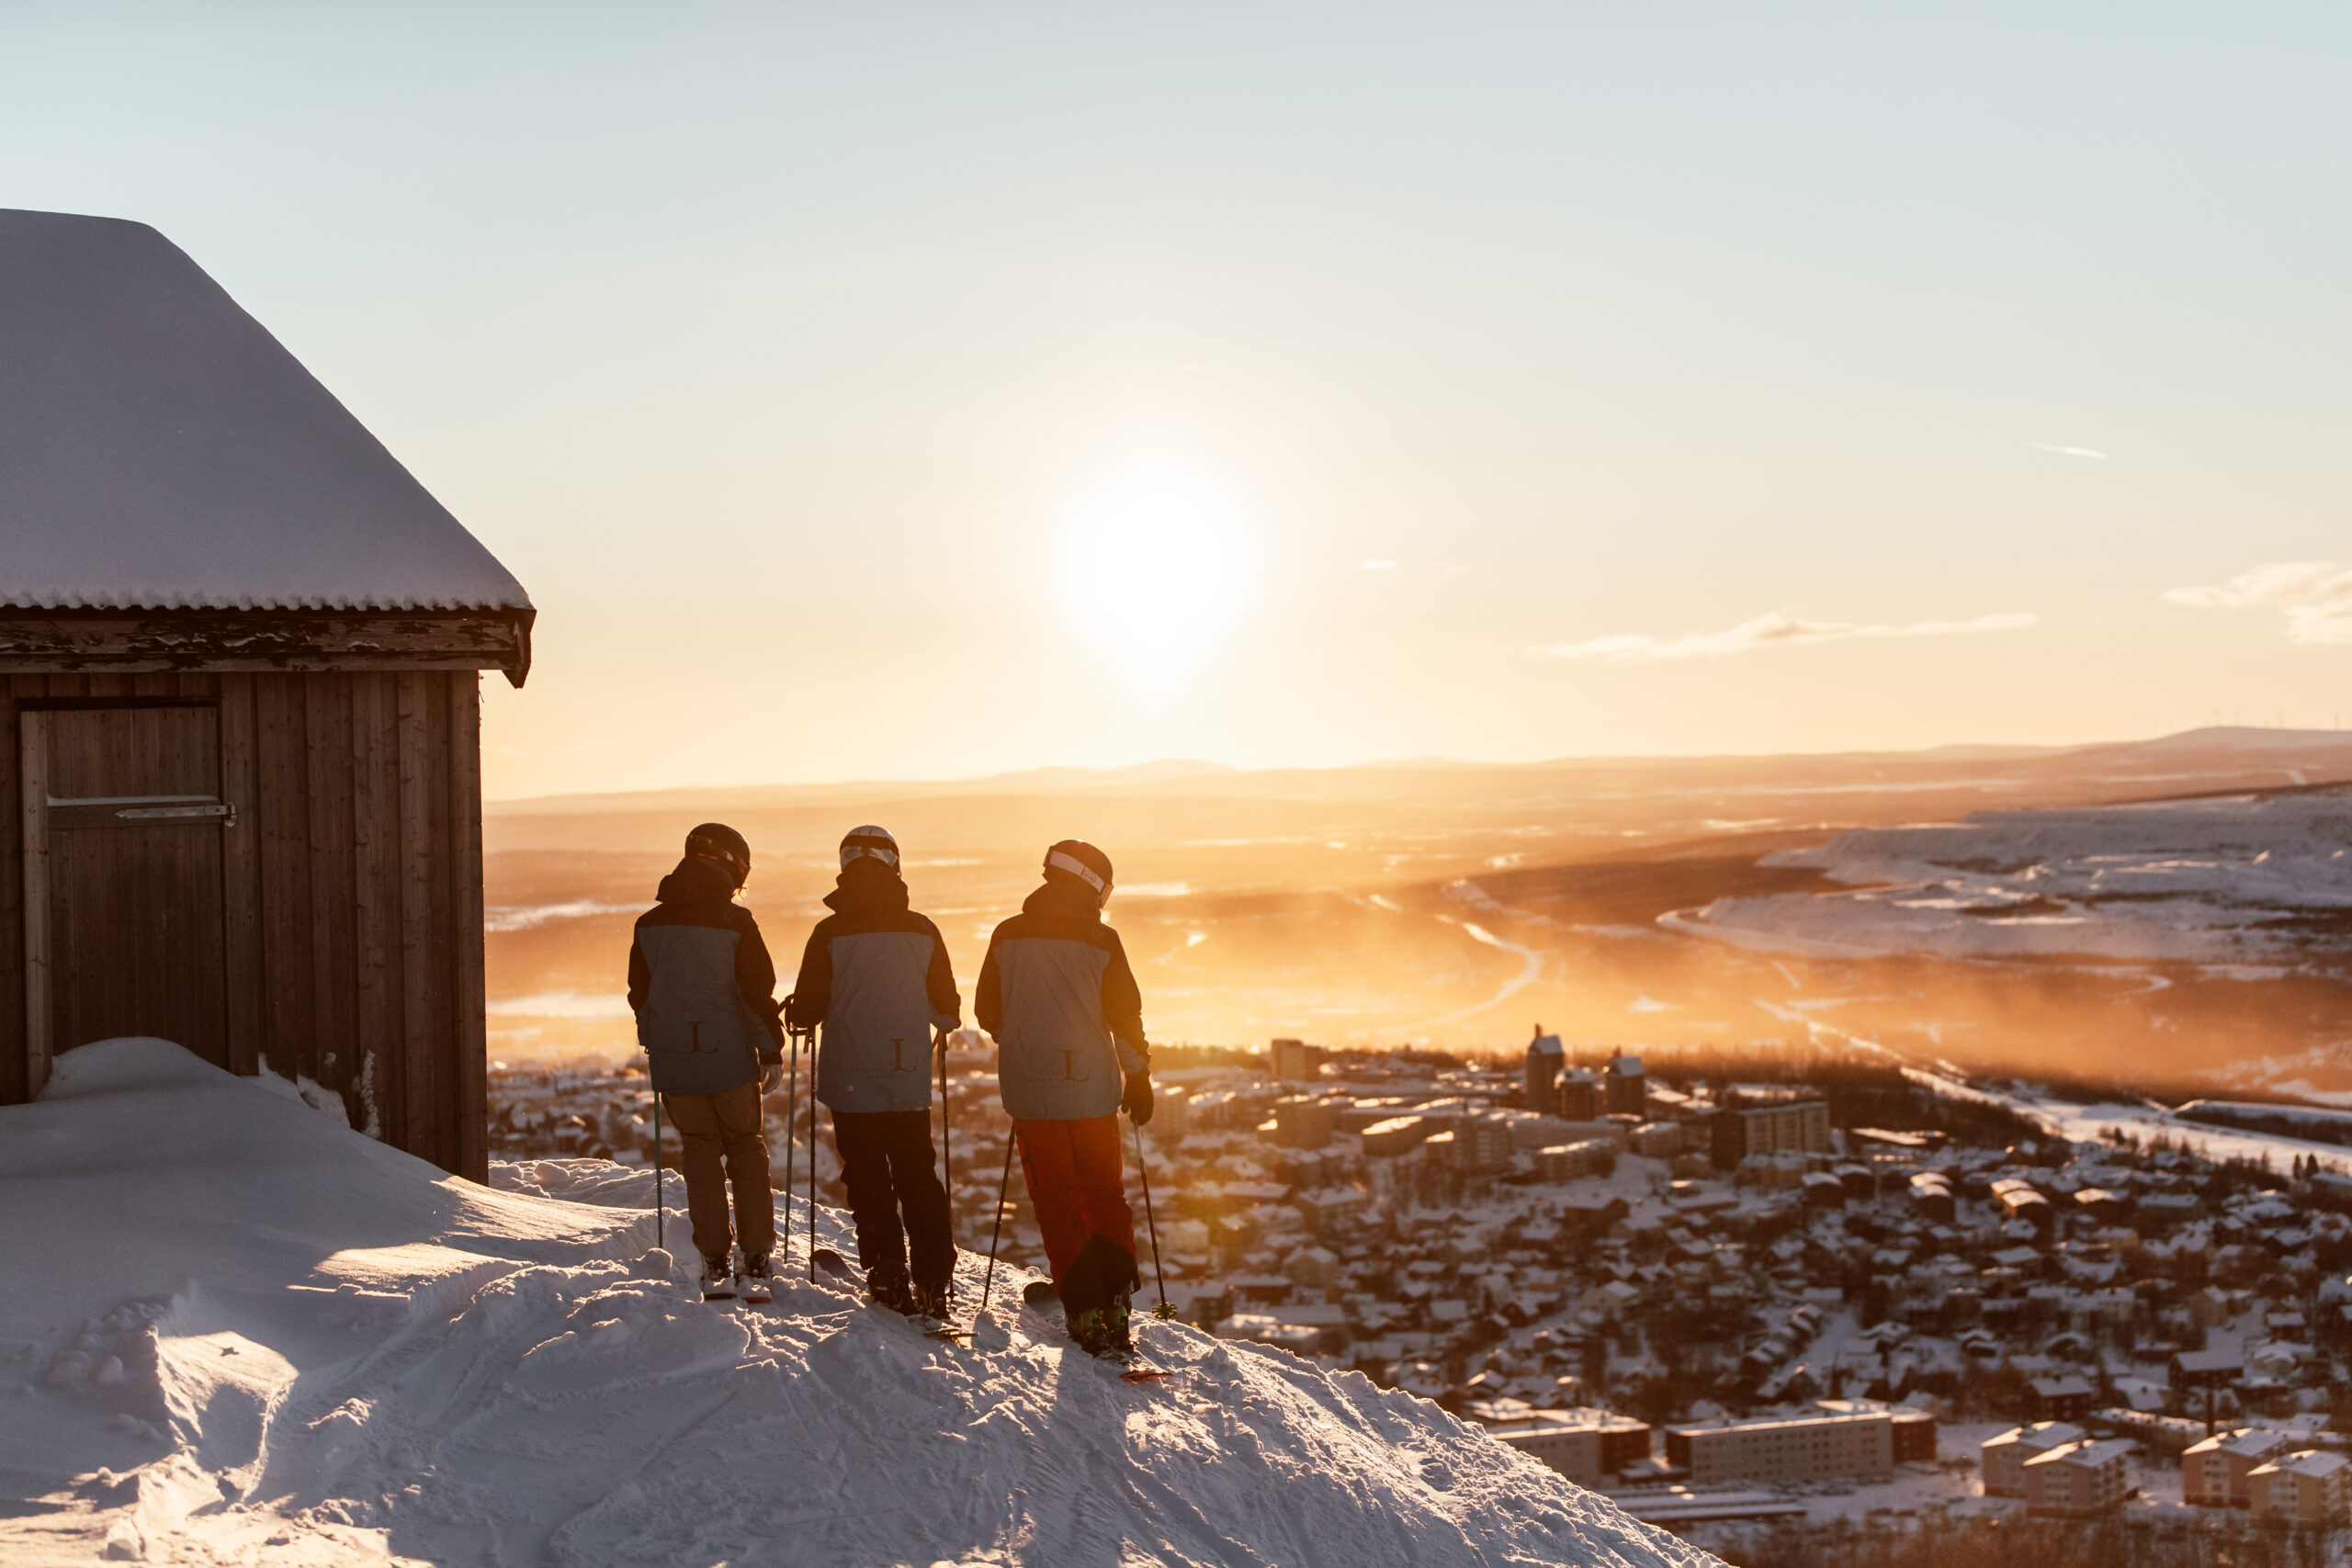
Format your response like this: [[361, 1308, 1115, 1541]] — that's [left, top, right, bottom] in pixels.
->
[[1063, 466, 1252, 693]]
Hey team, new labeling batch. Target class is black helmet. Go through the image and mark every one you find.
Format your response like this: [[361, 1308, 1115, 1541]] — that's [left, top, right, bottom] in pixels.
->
[[1044, 839, 1114, 902], [685, 822, 752, 888]]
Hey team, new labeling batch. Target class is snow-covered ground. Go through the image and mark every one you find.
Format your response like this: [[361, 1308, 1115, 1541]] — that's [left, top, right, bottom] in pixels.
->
[[1672, 789, 2352, 966], [0, 1041, 1713, 1567]]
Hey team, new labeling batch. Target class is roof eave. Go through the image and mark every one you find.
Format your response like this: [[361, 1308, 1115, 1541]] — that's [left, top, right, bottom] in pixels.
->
[[0, 604, 536, 685]]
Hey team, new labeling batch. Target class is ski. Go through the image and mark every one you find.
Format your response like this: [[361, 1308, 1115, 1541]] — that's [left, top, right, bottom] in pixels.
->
[[816, 1247, 972, 1339], [1014, 1280, 1170, 1381], [1018, 1279, 1066, 1335]]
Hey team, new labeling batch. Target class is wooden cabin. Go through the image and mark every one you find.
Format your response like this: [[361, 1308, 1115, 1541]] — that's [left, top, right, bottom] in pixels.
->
[[0, 209, 532, 1179]]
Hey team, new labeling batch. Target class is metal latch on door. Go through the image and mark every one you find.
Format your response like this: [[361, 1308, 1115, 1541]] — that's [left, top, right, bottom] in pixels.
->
[[48, 794, 239, 828], [117, 803, 234, 823]]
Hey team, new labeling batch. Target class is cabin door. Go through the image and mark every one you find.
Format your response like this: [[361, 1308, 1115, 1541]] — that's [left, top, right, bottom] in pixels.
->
[[20, 703, 232, 1092]]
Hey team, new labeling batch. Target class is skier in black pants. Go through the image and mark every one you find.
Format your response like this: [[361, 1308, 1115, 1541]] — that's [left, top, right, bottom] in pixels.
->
[[786, 826, 963, 1316]]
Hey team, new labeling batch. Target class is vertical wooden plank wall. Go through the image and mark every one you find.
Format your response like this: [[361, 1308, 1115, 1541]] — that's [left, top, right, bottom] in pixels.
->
[[304, 677, 357, 1125], [17, 708, 48, 1097], [218, 674, 263, 1076], [394, 673, 435, 1168], [266, 670, 485, 1174], [350, 674, 400, 1146], [0, 679, 19, 1107], [5, 670, 491, 1179], [450, 675, 489, 1181]]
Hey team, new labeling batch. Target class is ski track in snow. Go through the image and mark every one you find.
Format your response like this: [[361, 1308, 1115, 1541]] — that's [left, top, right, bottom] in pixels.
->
[[1416, 917, 1546, 1031], [1, 1040, 1713, 1568]]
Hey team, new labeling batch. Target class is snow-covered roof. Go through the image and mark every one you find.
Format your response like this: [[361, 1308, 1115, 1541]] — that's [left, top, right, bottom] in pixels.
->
[[0, 209, 528, 615]]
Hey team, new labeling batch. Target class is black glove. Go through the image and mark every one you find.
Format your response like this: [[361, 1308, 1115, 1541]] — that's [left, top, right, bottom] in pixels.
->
[[760, 1062, 784, 1095], [1123, 1071, 1153, 1127]]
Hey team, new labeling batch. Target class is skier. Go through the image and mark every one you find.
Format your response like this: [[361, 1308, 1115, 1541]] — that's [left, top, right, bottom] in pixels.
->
[[976, 839, 1154, 1358], [786, 826, 963, 1317], [627, 822, 786, 1303]]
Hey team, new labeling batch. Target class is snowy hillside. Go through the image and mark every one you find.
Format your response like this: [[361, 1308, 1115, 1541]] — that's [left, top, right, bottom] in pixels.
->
[[1676, 787, 2352, 966], [0, 1042, 1712, 1568]]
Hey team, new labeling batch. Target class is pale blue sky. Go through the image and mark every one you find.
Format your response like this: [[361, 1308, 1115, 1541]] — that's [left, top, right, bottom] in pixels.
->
[[5, 5, 2347, 794]]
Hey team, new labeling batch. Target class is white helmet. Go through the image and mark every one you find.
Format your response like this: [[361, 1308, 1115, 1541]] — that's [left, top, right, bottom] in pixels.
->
[[840, 824, 899, 871]]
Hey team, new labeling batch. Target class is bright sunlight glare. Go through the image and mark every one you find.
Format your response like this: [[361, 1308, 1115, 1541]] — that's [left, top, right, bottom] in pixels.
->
[[1063, 466, 1253, 693]]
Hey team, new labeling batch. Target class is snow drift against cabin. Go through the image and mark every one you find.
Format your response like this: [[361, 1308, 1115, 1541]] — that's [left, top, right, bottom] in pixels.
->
[[0, 209, 527, 615], [0, 1039, 1713, 1568]]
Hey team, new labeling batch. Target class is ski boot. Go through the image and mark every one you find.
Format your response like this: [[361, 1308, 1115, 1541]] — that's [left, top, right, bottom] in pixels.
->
[[911, 1280, 952, 1321], [1069, 1306, 1110, 1356], [737, 1250, 774, 1305], [866, 1267, 915, 1316], [1101, 1292, 1135, 1358], [700, 1253, 737, 1301]]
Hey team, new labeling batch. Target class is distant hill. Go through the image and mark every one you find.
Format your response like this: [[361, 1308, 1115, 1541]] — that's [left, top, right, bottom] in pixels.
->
[[492, 728, 2352, 818], [487, 758, 1238, 817], [489, 727, 2352, 818]]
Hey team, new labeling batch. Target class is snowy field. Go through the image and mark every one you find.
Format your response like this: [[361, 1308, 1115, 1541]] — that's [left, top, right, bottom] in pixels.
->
[[1901, 1059, 2352, 1178], [1674, 789, 2352, 966], [0, 1040, 1713, 1568]]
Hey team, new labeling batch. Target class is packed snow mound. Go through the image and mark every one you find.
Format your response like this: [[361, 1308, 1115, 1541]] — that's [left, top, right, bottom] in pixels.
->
[[0, 209, 529, 614], [1675, 788, 2352, 965], [1, 1041, 1713, 1568]]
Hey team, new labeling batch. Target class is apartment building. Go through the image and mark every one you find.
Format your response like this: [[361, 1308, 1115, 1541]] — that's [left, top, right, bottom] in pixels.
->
[[1272, 1095, 1339, 1149], [1603, 1051, 1646, 1116], [1980, 1421, 2086, 1497], [1711, 1098, 1832, 1168], [1664, 1411, 1894, 1484], [1362, 1115, 1434, 1158], [1556, 1069, 1602, 1122], [2184, 1428, 2291, 1507], [1535, 1139, 1615, 1182], [1271, 1039, 1327, 1081], [1524, 1032, 1564, 1108], [1487, 1409, 1653, 1488], [2249, 1450, 2352, 1527], [1815, 1400, 1937, 1463], [2022, 1438, 2134, 1518]]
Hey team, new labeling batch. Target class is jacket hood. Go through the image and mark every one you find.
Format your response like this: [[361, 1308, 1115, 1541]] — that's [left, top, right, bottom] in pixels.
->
[[1022, 877, 1102, 922], [825, 859, 910, 915], [655, 853, 741, 906]]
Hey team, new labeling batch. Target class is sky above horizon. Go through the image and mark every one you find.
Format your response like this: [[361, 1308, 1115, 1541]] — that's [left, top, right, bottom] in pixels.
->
[[6, 6, 2349, 797]]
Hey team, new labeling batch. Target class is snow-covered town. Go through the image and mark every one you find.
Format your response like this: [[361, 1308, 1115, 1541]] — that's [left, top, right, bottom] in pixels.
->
[[493, 1032, 2352, 1562]]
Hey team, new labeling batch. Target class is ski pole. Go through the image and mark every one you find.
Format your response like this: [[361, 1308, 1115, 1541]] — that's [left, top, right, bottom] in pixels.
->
[[1132, 1114, 1171, 1318], [936, 1029, 954, 1294], [808, 1025, 820, 1283], [977, 1122, 1019, 1321], [652, 1089, 664, 1253], [780, 1025, 799, 1267]]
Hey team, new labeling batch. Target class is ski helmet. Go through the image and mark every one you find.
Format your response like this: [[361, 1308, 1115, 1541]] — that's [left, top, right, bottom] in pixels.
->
[[840, 824, 900, 872], [1043, 839, 1114, 902], [684, 822, 752, 887]]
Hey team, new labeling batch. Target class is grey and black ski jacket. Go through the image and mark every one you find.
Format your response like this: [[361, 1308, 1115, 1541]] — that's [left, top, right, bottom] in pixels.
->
[[787, 864, 961, 1113], [627, 855, 786, 1095], [976, 878, 1149, 1122]]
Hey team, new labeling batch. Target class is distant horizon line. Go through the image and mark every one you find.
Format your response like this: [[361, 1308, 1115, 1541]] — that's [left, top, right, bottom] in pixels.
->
[[482, 722, 2352, 808]]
